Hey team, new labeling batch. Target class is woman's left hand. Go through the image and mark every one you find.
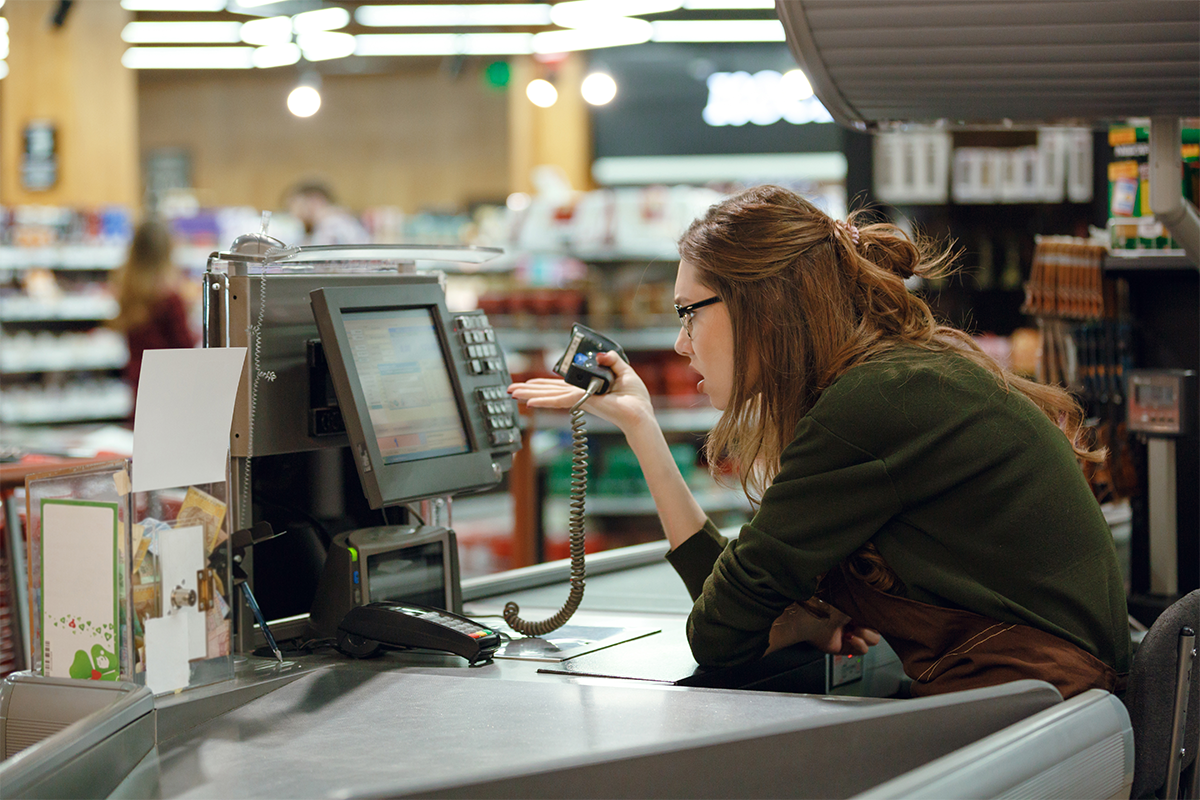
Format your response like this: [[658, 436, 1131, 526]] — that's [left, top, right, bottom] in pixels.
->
[[765, 601, 881, 657]]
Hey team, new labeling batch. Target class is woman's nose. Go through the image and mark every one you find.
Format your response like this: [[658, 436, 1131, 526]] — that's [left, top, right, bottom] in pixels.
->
[[674, 325, 691, 356]]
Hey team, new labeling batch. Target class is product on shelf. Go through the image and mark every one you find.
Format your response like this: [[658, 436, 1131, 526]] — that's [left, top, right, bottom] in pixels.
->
[[1106, 123, 1199, 252]]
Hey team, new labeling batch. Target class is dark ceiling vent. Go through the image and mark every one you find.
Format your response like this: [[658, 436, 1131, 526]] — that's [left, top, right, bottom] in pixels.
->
[[776, 0, 1200, 130]]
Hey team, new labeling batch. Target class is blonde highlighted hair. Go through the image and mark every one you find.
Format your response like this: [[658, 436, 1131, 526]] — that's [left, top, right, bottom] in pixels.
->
[[678, 185, 1102, 508], [109, 220, 177, 333]]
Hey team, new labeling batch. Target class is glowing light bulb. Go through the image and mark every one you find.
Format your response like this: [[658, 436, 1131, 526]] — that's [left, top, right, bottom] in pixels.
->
[[525, 78, 558, 108], [581, 72, 617, 105], [287, 84, 321, 117]]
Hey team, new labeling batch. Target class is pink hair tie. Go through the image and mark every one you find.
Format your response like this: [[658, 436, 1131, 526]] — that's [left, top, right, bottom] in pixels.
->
[[836, 220, 860, 246]]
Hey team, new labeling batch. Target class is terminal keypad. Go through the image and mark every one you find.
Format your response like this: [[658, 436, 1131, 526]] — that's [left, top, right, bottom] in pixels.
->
[[454, 311, 520, 451]]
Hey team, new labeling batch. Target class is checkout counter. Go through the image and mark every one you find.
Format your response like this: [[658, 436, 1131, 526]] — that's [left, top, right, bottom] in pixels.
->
[[1, 541, 1134, 799], [0, 246, 1135, 799]]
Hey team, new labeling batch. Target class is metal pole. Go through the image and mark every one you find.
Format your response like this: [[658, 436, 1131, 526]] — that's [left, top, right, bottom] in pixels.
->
[[1166, 626, 1196, 800]]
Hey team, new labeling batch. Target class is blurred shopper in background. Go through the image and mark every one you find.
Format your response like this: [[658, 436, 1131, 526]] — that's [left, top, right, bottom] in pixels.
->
[[285, 181, 369, 245], [109, 219, 198, 419]]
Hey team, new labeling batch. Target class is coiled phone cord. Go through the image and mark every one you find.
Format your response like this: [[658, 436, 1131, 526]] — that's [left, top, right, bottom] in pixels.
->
[[503, 378, 603, 636]]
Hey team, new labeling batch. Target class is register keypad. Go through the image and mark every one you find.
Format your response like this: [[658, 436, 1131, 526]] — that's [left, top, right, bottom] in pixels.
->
[[454, 312, 520, 451], [476, 385, 518, 445]]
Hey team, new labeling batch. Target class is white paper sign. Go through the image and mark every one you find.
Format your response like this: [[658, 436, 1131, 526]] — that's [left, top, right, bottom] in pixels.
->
[[158, 524, 207, 660], [132, 348, 247, 493], [41, 500, 119, 680], [145, 613, 190, 694]]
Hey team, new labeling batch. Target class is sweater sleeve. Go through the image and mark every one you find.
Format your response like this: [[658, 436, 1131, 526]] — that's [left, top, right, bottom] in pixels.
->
[[685, 415, 903, 669], [665, 519, 728, 601]]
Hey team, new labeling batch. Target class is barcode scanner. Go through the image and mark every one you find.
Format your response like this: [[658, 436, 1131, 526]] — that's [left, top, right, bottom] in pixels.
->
[[553, 324, 629, 395], [503, 323, 629, 637]]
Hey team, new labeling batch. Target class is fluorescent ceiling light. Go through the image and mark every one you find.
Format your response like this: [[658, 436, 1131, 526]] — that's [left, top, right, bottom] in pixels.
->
[[252, 42, 301, 68], [0, 18, 7, 33], [121, 22, 244, 44], [241, 16, 292, 46], [121, 0, 226, 10], [292, 7, 351, 34], [651, 19, 784, 42], [355, 4, 553, 28], [682, 0, 775, 9], [0, 38, 7, 61], [121, 46, 255, 69], [0, 62, 7, 81], [551, 0, 681, 28], [297, 31, 356, 61], [355, 33, 533, 56], [534, 18, 651, 52]]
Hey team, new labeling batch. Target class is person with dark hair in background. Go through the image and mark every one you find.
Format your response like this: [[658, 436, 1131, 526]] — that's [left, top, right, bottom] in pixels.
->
[[509, 185, 1129, 700], [285, 181, 369, 245], [108, 219, 197, 418]]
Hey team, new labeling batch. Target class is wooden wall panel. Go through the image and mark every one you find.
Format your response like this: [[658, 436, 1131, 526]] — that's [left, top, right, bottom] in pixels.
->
[[0, 0, 139, 207], [508, 54, 593, 195], [138, 67, 512, 213]]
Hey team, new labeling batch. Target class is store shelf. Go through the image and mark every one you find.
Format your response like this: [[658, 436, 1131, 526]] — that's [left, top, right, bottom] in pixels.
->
[[1, 357, 127, 375], [0, 382, 132, 425], [0, 244, 126, 272], [1102, 251, 1197, 271], [0, 296, 119, 322]]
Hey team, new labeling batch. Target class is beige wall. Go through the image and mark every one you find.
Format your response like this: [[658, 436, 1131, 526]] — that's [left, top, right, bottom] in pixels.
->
[[0, 0, 139, 207], [138, 66, 513, 213]]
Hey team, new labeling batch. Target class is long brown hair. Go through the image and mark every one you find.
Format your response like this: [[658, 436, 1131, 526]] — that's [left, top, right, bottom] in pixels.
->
[[678, 185, 1102, 506], [109, 220, 177, 332]]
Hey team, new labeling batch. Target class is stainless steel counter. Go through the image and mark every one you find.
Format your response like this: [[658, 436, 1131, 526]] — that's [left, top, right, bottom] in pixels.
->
[[1, 542, 1135, 799]]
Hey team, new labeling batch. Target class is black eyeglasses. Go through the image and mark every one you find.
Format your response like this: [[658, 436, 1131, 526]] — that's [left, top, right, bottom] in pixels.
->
[[674, 296, 722, 339]]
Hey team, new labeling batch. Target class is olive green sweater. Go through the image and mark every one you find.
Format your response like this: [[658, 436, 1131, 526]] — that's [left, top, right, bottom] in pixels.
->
[[666, 347, 1131, 674]]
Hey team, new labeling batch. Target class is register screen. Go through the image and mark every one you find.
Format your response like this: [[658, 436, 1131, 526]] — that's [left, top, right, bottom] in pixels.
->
[[342, 308, 470, 465]]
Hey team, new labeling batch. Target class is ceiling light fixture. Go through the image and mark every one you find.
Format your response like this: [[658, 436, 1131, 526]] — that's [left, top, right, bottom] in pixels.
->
[[355, 4, 553, 28], [121, 0, 226, 10], [533, 18, 652, 53], [252, 42, 301, 68], [781, 68, 813, 100], [292, 7, 351, 34], [241, 16, 292, 47], [121, 46, 256, 69], [550, 0, 682, 28], [121, 21, 244, 43], [682, 0, 775, 9], [355, 33, 534, 57], [650, 19, 785, 42], [298, 31, 355, 61]]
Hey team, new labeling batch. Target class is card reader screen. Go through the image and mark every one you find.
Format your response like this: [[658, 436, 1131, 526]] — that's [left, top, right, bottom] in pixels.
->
[[366, 540, 446, 609], [341, 308, 470, 464]]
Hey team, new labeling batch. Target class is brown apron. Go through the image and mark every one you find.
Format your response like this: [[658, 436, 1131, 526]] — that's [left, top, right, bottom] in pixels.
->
[[820, 563, 1123, 699]]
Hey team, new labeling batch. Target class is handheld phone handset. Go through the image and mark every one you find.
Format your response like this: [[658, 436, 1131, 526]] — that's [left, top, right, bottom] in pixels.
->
[[502, 324, 629, 637]]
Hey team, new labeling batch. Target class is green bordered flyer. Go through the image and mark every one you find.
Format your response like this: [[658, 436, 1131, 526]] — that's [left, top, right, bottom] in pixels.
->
[[40, 498, 120, 681]]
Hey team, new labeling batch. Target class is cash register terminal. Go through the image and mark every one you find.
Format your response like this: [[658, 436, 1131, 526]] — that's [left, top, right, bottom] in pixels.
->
[[305, 281, 521, 659]]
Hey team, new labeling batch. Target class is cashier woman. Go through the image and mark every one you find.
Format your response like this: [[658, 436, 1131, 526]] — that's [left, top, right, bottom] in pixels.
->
[[509, 185, 1130, 699]]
